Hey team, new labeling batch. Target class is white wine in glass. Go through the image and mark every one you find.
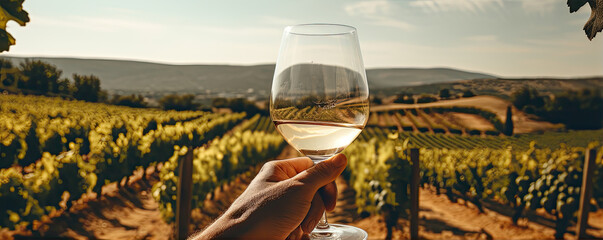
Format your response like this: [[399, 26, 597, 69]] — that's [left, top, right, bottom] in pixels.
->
[[270, 24, 369, 240]]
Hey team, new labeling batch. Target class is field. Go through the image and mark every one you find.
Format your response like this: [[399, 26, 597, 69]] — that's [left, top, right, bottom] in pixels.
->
[[1, 94, 602, 240], [370, 95, 560, 134]]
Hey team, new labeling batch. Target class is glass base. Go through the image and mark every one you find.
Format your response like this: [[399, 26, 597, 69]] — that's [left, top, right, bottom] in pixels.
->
[[310, 223, 368, 240]]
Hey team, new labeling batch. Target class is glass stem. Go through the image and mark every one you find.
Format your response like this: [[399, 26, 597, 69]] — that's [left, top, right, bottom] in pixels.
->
[[316, 211, 330, 229], [309, 156, 332, 230]]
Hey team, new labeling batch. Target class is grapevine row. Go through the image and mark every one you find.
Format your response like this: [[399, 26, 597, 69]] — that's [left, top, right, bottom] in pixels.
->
[[344, 131, 603, 238], [368, 106, 504, 136], [0, 95, 246, 229], [152, 115, 286, 222], [1, 94, 208, 169]]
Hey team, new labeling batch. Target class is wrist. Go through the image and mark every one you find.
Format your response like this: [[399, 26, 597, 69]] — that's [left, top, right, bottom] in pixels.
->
[[195, 215, 238, 239], [195, 207, 254, 240]]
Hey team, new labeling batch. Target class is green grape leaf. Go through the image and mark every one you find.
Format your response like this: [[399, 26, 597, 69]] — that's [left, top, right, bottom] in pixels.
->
[[0, 0, 29, 27], [0, 0, 29, 52]]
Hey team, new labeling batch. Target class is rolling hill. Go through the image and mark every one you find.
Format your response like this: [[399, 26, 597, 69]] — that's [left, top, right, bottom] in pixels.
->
[[374, 77, 603, 98], [366, 67, 495, 88], [371, 95, 560, 134], [0, 56, 496, 95]]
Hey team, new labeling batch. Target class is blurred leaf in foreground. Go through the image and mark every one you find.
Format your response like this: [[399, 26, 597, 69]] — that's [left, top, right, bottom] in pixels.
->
[[0, 0, 29, 52], [568, 0, 603, 40]]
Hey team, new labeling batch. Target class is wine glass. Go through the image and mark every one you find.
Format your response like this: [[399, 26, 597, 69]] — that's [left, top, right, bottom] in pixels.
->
[[270, 24, 369, 240]]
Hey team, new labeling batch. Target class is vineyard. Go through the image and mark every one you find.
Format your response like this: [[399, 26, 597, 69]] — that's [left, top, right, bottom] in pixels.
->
[[368, 95, 562, 135], [152, 114, 286, 222], [346, 126, 603, 238], [359, 127, 603, 150], [0, 94, 245, 229], [1, 94, 602, 239], [367, 107, 504, 136]]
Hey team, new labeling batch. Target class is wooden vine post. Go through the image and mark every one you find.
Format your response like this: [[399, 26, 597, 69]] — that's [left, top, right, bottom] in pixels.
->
[[410, 148, 420, 240], [176, 148, 194, 240], [576, 148, 597, 240]]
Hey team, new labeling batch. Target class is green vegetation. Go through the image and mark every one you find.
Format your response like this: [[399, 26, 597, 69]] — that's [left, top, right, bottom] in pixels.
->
[[461, 89, 476, 98], [0, 94, 244, 229], [504, 105, 514, 136], [18, 59, 64, 94], [512, 87, 602, 130], [212, 97, 264, 115], [374, 78, 603, 99], [393, 93, 414, 104], [1, 92, 601, 239], [153, 115, 285, 222], [416, 94, 438, 103], [359, 127, 603, 150], [0, 59, 107, 102], [346, 127, 603, 238], [343, 138, 410, 238], [110, 94, 148, 108], [160, 94, 200, 111], [72, 73, 105, 102], [370, 95, 383, 105], [512, 87, 544, 113], [439, 88, 451, 99]]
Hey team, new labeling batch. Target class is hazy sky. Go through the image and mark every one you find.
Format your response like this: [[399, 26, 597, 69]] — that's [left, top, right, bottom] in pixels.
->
[[3, 0, 602, 77]]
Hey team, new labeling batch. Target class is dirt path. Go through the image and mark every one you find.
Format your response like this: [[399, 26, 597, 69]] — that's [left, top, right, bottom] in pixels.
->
[[2, 167, 172, 240], [345, 187, 603, 240]]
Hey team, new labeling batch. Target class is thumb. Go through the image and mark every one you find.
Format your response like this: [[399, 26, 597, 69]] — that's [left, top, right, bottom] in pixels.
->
[[295, 154, 347, 190]]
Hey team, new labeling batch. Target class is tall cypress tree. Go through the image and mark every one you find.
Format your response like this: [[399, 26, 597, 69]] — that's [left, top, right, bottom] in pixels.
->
[[504, 105, 514, 136]]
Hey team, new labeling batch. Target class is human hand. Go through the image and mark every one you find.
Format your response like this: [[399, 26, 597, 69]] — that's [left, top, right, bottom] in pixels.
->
[[193, 154, 347, 240]]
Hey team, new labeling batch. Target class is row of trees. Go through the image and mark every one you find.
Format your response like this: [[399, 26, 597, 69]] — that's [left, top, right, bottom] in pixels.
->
[[110, 94, 262, 113], [0, 59, 105, 102], [212, 97, 264, 115], [391, 89, 476, 104], [0, 59, 216, 111], [512, 87, 602, 130], [158, 94, 199, 111], [111, 94, 208, 111]]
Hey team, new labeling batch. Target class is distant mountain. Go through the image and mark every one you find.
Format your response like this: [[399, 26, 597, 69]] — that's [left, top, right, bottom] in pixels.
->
[[1, 56, 496, 95], [366, 67, 495, 88]]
